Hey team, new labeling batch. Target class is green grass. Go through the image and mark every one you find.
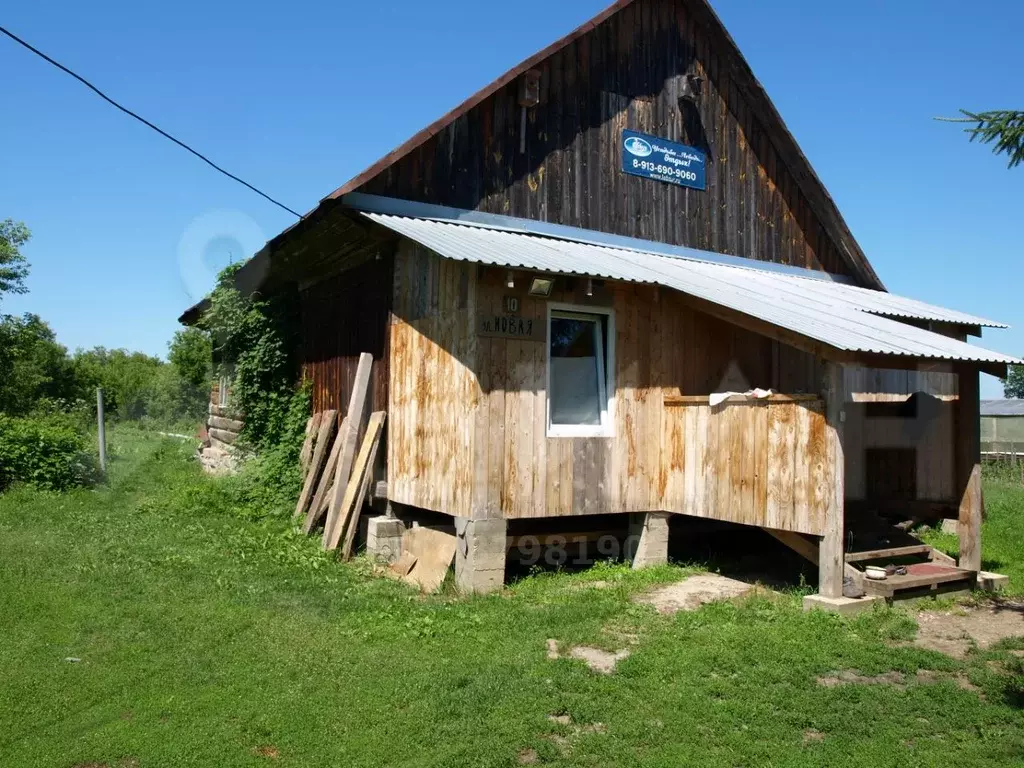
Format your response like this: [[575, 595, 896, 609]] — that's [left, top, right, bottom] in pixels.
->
[[2, 427, 1024, 767], [920, 473, 1024, 596]]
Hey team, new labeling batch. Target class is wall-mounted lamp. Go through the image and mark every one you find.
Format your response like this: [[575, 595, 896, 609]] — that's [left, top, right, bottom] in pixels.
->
[[506, 270, 515, 289], [586, 277, 594, 297], [528, 277, 554, 297]]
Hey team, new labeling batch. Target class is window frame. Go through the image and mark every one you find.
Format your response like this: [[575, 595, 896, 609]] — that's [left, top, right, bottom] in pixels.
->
[[545, 302, 615, 438]]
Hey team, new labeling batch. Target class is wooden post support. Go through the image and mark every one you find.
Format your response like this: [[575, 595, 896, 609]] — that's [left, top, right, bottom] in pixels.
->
[[955, 364, 983, 572], [818, 361, 845, 599]]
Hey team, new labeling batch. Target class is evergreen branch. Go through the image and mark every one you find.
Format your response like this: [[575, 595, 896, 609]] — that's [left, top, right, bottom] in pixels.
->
[[938, 109, 1024, 168]]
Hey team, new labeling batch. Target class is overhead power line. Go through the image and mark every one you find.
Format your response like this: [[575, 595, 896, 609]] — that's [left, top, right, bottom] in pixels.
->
[[0, 24, 302, 218]]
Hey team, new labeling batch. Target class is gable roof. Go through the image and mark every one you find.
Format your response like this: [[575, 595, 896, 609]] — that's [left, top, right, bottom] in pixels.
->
[[322, 0, 884, 289]]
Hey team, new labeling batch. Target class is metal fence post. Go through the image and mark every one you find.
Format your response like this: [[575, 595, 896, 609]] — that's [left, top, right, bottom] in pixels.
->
[[97, 387, 107, 473]]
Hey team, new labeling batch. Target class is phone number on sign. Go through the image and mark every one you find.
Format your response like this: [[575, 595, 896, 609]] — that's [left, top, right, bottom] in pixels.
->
[[631, 158, 699, 182]]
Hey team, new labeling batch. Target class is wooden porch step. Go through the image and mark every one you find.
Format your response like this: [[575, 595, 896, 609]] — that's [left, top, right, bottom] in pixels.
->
[[860, 564, 976, 598], [844, 544, 934, 563]]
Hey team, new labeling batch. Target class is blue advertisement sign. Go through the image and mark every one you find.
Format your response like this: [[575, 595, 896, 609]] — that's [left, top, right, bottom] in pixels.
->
[[621, 129, 706, 191]]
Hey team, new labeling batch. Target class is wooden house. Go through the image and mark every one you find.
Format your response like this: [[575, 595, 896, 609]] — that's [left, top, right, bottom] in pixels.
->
[[181, 0, 1019, 602]]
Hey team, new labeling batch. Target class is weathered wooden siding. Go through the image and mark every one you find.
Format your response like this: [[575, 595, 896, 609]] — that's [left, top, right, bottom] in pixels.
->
[[387, 247, 957, 525], [472, 267, 822, 521], [661, 399, 829, 535], [387, 243, 477, 516], [359, 0, 855, 279], [844, 397, 955, 503], [300, 257, 392, 413], [843, 365, 957, 403]]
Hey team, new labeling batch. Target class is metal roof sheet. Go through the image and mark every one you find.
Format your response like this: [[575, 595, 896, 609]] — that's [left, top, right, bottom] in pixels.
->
[[981, 400, 1024, 416], [365, 212, 1021, 366]]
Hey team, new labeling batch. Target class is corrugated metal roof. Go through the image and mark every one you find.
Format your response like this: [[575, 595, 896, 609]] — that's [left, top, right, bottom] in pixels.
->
[[365, 212, 1021, 366], [982, 400, 1024, 416]]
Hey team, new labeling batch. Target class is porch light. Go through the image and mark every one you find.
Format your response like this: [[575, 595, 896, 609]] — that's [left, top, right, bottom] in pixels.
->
[[586, 277, 594, 297], [528, 277, 554, 297], [506, 270, 515, 289]]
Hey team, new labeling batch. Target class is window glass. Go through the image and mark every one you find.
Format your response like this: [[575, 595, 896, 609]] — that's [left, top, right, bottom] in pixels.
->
[[549, 312, 607, 427]]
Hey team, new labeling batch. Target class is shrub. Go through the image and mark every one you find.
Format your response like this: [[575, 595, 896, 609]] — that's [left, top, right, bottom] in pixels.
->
[[0, 413, 98, 491]]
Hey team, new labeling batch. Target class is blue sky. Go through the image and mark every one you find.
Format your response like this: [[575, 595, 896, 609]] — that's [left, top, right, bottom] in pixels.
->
[[2, 0, 1021, 396]]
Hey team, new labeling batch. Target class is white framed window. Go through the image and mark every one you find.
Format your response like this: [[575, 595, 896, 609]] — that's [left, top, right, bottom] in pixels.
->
[[546, 303, 615, 437]]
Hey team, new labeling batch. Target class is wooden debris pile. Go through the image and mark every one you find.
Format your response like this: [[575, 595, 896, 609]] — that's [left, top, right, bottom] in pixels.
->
[[293, 353, 385, 557]]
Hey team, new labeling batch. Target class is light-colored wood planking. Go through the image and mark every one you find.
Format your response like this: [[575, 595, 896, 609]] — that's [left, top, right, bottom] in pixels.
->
[[307, 416, 348, 529], [661, 399, 829, 535], [386, 251, 954, 530], [388, 243, 478, 518], [325, 411, 386, 555], [818, 362, 845, 599], [294, 410, 338, 521]]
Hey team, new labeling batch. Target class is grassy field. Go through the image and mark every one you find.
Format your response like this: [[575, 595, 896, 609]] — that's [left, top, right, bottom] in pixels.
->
[[2, 428, 1024, 767]]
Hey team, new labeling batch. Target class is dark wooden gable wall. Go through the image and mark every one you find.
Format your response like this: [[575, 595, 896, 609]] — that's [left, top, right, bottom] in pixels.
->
[[356, 0, 856, 280]]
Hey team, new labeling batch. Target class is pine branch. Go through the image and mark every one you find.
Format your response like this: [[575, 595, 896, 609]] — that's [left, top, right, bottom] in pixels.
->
[[938, 110, 1024, 168]]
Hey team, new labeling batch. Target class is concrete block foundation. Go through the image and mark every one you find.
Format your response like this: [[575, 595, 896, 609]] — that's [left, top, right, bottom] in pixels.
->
[[455, 517, 508, 594], [803, 594, 885, 616], [366, 516, 406, 564], [978, 571, 1010, 591], [627, 512, 671, 569]]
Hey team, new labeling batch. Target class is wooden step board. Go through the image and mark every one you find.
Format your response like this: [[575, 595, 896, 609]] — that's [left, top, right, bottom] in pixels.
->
[[860, 563, 977, 598], [764, 527, 972, 598]]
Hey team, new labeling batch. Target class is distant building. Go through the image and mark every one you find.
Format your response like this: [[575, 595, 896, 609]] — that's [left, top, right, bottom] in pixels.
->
[[981, 400, 1024, 455]]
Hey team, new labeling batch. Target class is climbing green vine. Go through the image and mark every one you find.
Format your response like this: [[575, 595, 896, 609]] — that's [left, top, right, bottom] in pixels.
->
[[201, 265, 309, 454]]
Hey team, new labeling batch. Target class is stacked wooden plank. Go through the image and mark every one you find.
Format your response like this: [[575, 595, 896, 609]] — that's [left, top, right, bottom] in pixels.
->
[[293, 353, 386, 559]]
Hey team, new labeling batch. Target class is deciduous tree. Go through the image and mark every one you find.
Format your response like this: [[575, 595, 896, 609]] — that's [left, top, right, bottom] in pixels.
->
[[0, 219, 31, 301]]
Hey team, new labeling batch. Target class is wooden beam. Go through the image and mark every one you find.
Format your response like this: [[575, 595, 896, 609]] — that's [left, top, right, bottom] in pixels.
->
[[665, 394, 821, 406], [293, 410, 338, 519], [818, 361, 845, 598], [954, 364, 983, 572], [763, 527, 818, 564], [322, 353, 374, 547]]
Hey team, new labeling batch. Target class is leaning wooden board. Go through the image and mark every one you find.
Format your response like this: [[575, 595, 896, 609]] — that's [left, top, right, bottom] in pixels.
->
[[392, 526, 457, 593], [322, 353, 373, 545], [324, 411, 385, 552], [341, 412, 386, 559], [299, 412, 322, 478], [293, 410, 337, 519], [302, 416, 349, 534]]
